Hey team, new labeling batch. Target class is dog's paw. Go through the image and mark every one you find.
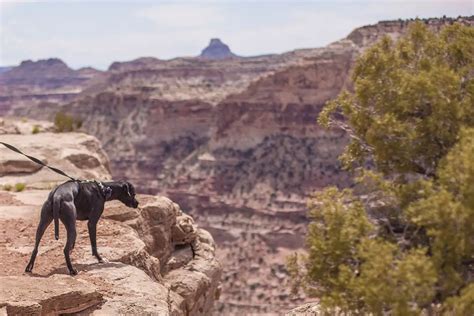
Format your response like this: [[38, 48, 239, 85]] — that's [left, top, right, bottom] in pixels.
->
[[69, 268, 78, 276]]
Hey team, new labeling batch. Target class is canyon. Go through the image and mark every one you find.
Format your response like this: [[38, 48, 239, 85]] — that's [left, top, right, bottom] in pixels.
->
[[1, 16, 473, 315]]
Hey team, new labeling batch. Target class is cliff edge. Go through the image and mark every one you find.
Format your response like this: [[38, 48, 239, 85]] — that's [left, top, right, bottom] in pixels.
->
[[0, 119, 222, 315]]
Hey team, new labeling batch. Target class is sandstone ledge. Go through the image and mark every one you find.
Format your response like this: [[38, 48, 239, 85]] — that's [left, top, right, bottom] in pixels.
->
[[0, 194, 222, 315], [0, 275, 103, 315], [0, 131, 111, 189], [286, 302, 321, 315]]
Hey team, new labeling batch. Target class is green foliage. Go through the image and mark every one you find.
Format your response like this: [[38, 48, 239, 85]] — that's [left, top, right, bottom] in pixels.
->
[[319, 22, 474, 176], [2, 184, 12, 191], [305, 188, 373, 297], [292, 22, 474, 314], [31, 125, 40, 134], [1, 183, 26, 192], [14, 183, 26, 192], [406, 128, 474, 299], [445, 283, 474, 315], [54, 112, 82, 133]]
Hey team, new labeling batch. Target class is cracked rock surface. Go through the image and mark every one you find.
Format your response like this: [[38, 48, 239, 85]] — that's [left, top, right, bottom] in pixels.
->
[[0, 274, 103, 315]]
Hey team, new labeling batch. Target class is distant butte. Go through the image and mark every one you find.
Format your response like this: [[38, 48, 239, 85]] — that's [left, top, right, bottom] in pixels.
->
[[200, 38, 237, 60]]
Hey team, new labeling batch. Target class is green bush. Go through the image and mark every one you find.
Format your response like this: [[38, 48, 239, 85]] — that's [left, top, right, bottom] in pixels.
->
[[290, 22, 474, 314], [2, 184, 12, 191], [31, 125, 40, 134], [54, 112, 82, 133], [14, 183, 26, 192]]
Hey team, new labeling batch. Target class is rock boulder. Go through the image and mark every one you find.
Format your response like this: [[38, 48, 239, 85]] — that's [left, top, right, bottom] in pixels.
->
[[0, 275, 103, 315], [0, 131, 111, 189]]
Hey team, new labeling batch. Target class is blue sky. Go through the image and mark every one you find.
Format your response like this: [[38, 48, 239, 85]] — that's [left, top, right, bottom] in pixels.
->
[[0, 0, 472, 70]]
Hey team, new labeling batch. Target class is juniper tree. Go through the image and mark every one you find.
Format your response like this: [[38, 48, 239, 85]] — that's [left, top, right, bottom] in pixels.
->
[[289, 21, 474, 314]]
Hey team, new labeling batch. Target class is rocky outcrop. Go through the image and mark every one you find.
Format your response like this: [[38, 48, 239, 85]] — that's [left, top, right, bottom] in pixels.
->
[[200, 38, 237, 60], [100, 196, 221, 315], [286, 302, 321, 315], [1, 59, 75, 85], [347, 16, 473, 49], [0, 58, 103, 88], [0, 122, 222, 315], [0, 119, 111, 189], [0, 117, 54, 135], [0, 275, 103, 315], [0, 192, 222, 315]]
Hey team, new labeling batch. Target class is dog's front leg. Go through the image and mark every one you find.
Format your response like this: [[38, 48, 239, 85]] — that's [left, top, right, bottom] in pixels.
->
[[87, 220, 105, 263]]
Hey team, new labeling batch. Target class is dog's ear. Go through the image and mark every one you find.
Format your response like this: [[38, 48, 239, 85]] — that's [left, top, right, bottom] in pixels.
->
[[128, 182, 135, 195], [122, 183, 131, 196]]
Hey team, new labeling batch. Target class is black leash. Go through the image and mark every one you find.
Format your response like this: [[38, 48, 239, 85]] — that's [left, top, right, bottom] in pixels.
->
[[0, 141, 78, 181]]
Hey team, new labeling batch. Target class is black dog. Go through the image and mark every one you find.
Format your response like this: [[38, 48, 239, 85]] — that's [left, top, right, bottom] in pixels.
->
[[25, 180, 139, 275]]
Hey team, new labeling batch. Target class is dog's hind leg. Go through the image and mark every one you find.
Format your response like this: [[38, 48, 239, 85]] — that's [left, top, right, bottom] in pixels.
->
[[87, 220, 105, 263], [25, 202, 53, 273], [61, 202, 78, 275]]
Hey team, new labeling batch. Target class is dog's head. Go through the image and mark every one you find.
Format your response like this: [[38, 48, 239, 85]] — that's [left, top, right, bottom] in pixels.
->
[[117, 181, 139, 208]]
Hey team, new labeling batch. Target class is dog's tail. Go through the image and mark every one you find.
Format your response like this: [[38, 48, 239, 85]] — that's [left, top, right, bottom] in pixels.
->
[[53, 196, 60, 240]]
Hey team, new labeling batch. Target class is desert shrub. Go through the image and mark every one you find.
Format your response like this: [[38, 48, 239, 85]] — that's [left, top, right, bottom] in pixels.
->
[[54, 112, 82, 133], [76, 119, 83, 129], [2, 184, 12, 191], [14, 183, 26, 192], [31, 125, 40, 134], [290, 21, 474, 314]]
